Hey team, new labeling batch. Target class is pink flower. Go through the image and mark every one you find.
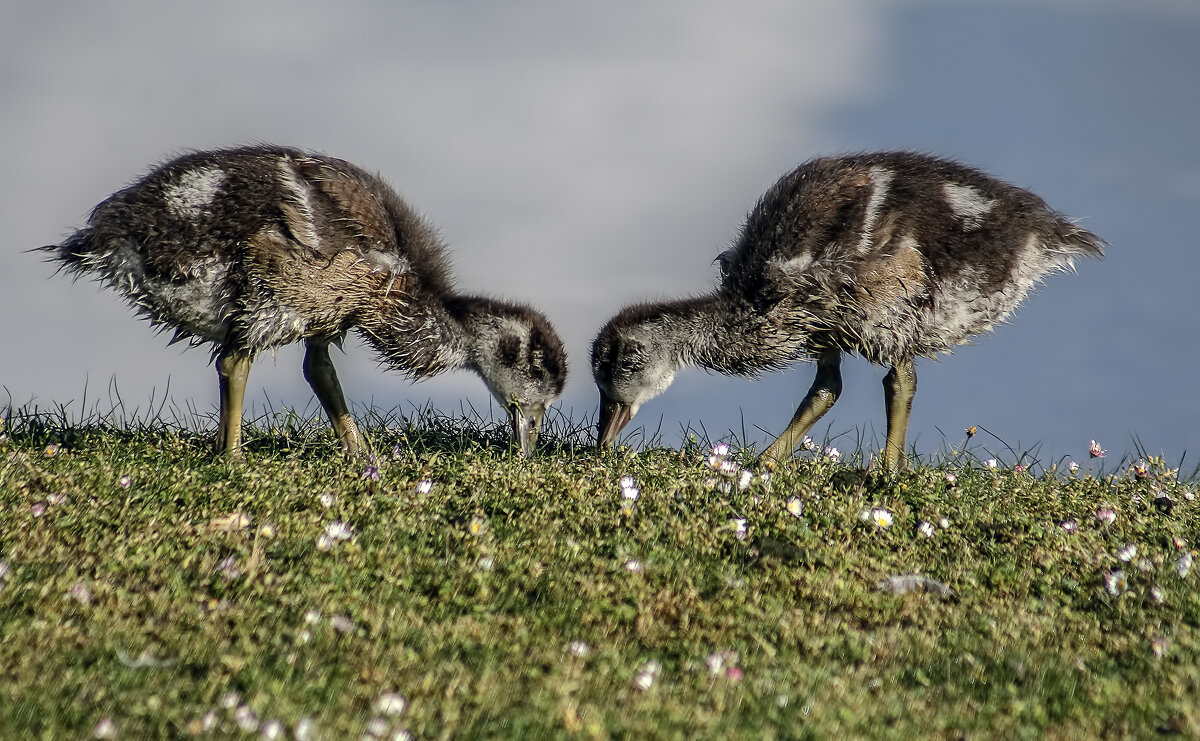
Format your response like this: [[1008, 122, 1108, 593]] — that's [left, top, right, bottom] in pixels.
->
[[1089, 440, 1105, 458], [1095, 507, 1116, 525]]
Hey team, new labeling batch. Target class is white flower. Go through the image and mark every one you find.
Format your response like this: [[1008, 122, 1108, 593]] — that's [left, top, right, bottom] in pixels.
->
[[318, 492, 335, 508], [711, 443, 730, 458], [94, 717, 117, 738], [633, 660, 661, 690], [731, 518, 748, 541], [938, 517, 951, 529], [415, 479, 434, 494], [823, 446, 841, 462], [1095, 508, 1116, 525], [1149, 585, 1165, 603], [917, 521, 935, 538], [786, 497, 803, 518], [568, 640, 590, 657], [620, 480, 639, 500], [871, 508, 893, 529], [316, 534, 334, 551], [1068, 461, 1080, 474], [261, 720, 285, 739], [235, 705, 259, 733], [1176, 551, 1193, 578], [330, 614, 354, 633], [624, 559, 643, 573], [801, 436, 817, 452], [374, 693, 407, 716], [706, 652, 725, 675], [477, 556, 494, 572], [1089, 440, 1105, 458], [1116, 544, 1137, 562], [1060, 519, 1079, 533], [944, 472, 958, 486], [985, 459, 997, 470], [294, 718, 316, 741], [737, 470, 753, 490], [220, 691, 240, 709], [325, 521, 354, 540], [365, 717, 389, 736], [200, 710, 218, 731], [1105, 570, 1128, 596]]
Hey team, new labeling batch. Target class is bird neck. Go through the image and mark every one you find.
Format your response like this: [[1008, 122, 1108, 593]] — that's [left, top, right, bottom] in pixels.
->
[[357, 295, 469, 378], [655, 294, 796, 376]]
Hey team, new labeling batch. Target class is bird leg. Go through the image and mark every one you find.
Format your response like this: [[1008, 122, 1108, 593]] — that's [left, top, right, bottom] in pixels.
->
[[882, 358, 917, 470], [763, 351, 842, 463], [216, 349, 253, 458], [303, 340, 364, 456]]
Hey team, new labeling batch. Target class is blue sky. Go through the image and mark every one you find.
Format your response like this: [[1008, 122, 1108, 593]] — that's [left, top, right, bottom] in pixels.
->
[[3, 0, 1197, 468]]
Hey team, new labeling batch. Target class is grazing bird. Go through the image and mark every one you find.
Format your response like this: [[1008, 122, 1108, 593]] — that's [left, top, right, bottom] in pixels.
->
[[45, 145, 567, 457], [592, 151, 1103, 469]]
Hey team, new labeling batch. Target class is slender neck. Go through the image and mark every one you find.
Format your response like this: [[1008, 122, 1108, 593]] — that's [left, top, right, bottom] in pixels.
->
[[357, 294, 468, 378], [659, 294, 805, 376]]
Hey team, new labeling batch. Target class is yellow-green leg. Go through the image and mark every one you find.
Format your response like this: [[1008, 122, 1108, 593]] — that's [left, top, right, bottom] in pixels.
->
[[882, 358, 917, 470], [763, 352, 842, 463], [216, 349, 254, 458], [303, 340, 364, 456]]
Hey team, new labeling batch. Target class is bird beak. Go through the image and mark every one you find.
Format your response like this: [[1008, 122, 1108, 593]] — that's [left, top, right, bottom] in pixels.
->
[[508, 402, 545, 457], [597, 390, 635, 448]]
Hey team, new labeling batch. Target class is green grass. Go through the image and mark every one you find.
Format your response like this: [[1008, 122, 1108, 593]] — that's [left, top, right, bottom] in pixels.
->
[[1, 408, 1198, 739]]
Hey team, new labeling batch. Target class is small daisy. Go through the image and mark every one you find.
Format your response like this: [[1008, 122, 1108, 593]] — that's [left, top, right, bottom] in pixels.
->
[[1068, 461, 1080, 475], [965, 426, 977, 438], [235, 706, 258, 733], [624, 559, 643, 573], [737, 469, 753, 490], [258, 523, 276, 538], [1013, 464, 1026, 474], [94, 717, 117, 739], [1152, 636, 1168, 660], [823, 446, 841, 462], [731, 518, 748, 541], [1131, 460, 1149, 478], [786, 497, 803, 518], [261, 720, 285, 740], [1095, 507, 1116, 525], [938, 517, 951, 529], [415, 479, 433, 494], [329, 614, 354, 633], [1104, 570, 1127, 596], [364, 717, 388, 737], [984, 459, 997, 470], [477, 556, 495, 571], [1149, 585, 1165, 603], [1176, 551, 1193, 578], [633, 660, 661, 690], [118, 475, 132, 490], [620, 477, 639, 500], [944, 471, 958, 486], [44, 443, 61, 458], [1060, 519, 1079, 533], [324, 521, 354, 541], [801, 436, 817, 452], [1116, 544, 1138, 562], [304, 609, 322, 625], [318, 492, 335, 508], [200, 710, 218, 732], [568, 640, 590, 657], [220, 691, 241, 710], [46, 492, 68, 506], [31, 502, 46, 517], [468, 516, 486, 536], [374, 693, 407, 716], [917, 521, 935, 538], [711, 443, 730, 458], [871, 508, 894, 529], [294, 718, 316, 741], [1089, 440, 1105, 458]]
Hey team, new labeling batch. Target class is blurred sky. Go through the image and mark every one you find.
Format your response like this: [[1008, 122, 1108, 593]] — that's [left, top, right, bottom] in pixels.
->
[[2, 0, 1198, 467]]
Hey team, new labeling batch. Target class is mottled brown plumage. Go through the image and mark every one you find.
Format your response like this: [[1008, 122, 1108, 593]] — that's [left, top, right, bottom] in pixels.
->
[[46, 145, 566, 457], [592, 151, 1104, 468]]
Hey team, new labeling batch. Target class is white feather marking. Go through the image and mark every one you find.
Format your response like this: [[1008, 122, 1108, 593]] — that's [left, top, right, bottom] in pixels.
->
[[856, 167, 895, 253], [164, 167, 226, 219], [943, 182, 994, 230], [276, 159, 321, 250]]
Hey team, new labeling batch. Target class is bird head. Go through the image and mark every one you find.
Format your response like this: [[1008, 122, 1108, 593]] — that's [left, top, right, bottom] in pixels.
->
[[456, 299, 567, 456], [590, 307, 680, 448]]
